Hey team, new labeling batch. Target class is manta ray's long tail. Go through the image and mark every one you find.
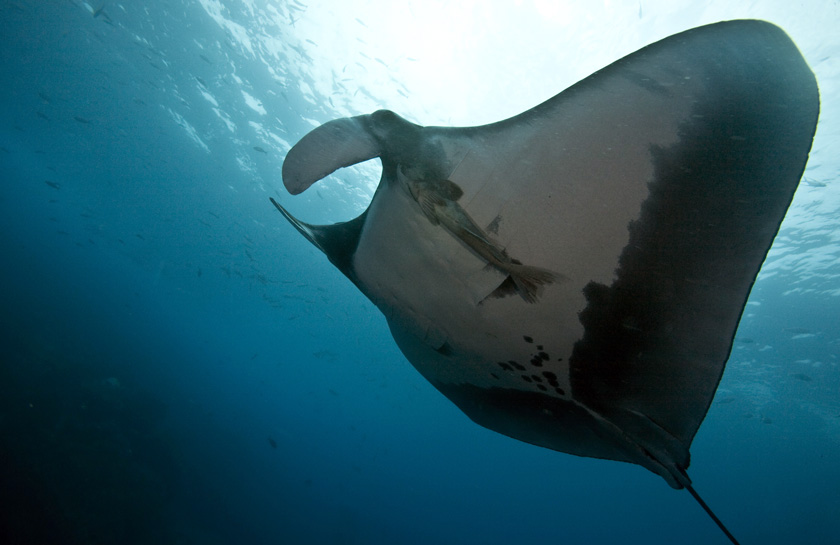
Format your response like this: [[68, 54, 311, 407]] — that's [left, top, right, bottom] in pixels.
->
[[670, 466, 740, 545], [684, 481, 741, 545]]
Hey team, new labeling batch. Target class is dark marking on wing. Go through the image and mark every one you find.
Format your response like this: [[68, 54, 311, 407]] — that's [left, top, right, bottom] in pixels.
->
[[436, 342, 454, 356]]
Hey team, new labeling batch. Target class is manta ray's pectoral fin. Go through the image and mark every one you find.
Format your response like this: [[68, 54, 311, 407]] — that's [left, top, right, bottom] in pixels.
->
[[270, 197, 319, 248], [269, 197, 368, 280]]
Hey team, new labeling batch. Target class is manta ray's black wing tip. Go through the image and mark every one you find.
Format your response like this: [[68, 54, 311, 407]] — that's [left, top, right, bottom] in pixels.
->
[[269, 197, 315, 243], [269, 197, 369, 281]]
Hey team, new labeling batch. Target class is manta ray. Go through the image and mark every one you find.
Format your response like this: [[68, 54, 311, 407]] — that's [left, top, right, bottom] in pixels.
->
[[271, 20, 819, 543]]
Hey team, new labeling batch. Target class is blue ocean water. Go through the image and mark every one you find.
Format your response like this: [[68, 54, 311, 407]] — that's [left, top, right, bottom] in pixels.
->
[[1, 1, 838, 544]]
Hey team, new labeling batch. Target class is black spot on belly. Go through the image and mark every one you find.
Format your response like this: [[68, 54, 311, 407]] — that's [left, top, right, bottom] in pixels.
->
[[531, 375, 543, 383], [523, 335, 534, 343], [537, 351, 549, 360], [530, 356, 543, 367], [491, 373, 500, 380], [536, 384, 547, 391], [497, 362, 513, 371], [509, 360, 526, 371], [521, 375, 533, 383], [555, 387, 566, 396], [542, 371, 560, 388], [537, 344, 544, 350]]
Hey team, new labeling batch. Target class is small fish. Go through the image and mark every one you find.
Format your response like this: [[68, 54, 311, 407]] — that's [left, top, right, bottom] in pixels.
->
[[253, 146, 267, 154], [44, 180, 61, 190], [398, 167, 561, 303], [268, 437, 277, 449], [73, 116, 91, 124]]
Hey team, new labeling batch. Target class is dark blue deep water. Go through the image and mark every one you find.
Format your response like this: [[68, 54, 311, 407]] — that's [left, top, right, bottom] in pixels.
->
[[1, 2, 838, 544]]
